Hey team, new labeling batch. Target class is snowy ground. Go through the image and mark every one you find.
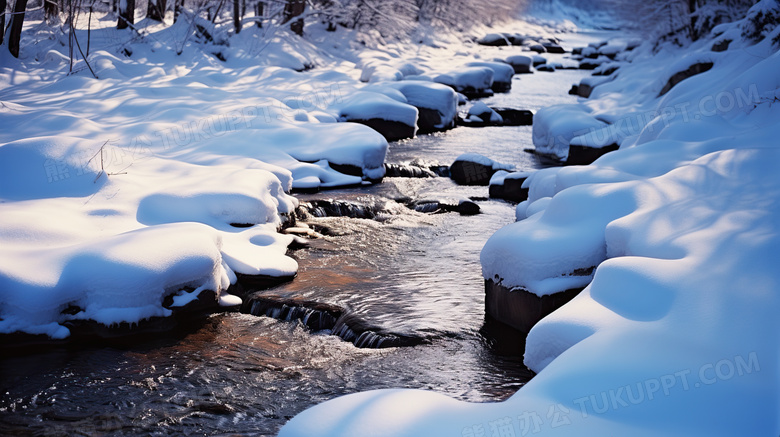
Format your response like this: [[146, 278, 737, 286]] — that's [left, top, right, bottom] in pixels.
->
[[0, 9, 570, 338], [280, 2, 780, 436], [3, 2, 778, 435]]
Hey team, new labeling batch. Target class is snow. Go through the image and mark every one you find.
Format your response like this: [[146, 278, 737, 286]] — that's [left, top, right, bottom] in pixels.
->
[[433, 67, 494, 93], [281, 2, 780, 436], [383, 81, 459, 129], [454, 153, 514, 171], [532, 104, 608, 159], [504, 54, 533, 73], [478, 33, 510, 46], [464, 61, 515, 84], [467, 101, 503, 123], [333, 91, 419, 127], [0, 16, 399, 337], [4, 2, 780, 435]]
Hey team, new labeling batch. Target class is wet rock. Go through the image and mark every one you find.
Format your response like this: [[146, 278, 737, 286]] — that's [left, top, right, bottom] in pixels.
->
[[328, 162, 383, 184], [429, 165, 451, 177], [283, 226, 324, 239], [456, 200, 481, 216], [542, 42, 565, 54], [578, 60, 600, 70], [489, 171, 530, 203], [244, 295, 343, 331], [457, 107, 533, 127], [384, 163, 436, 178], [297, 199, 381, 220], [494, 108, 533, 126], [712, 38, 731, 52], [477, 33, 510, 46], [449, 160, 495, 186], [484, 278, 585, 333], [412, 201, 443, 214], [568, 84, 579, 95], [417, 107, 448, 134], [409, 200, 479, 215], [532, 55, 547, 67], [244, 295, 426, 348], [504, 55, 533, 74], [577, 76, 614, 98], [566, 143, 619, 166], [235, 273, 297, 290], [347, 118, 417, 142], [592, 64, 620, 76], [658, 62, 714, 97]]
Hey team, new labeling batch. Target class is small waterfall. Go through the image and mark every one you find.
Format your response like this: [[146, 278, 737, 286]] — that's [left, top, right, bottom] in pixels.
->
[[383, 163, 436, 178], [243, 295, 426, 349], [246, 296, 342, 332], [296, 200, 383, 220]]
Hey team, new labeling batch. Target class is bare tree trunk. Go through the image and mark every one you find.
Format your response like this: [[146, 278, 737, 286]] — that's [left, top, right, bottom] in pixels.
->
[[173, 0, 182, 22], [8, 0, 29, 58], [232, 0, 240, 33], [146, 0, 166, 21], [0, 0, 6, 45], [44, 0, 58, 22], [283, 0, 304, 36], [117, 0, 135, 29], [255, 1, 263, 27]]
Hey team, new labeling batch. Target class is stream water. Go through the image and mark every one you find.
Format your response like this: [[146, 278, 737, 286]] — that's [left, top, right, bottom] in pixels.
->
[[0, 35, 607, 436]]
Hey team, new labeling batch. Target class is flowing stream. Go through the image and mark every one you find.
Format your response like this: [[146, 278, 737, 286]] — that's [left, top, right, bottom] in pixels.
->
[[0, 33, 610, 436]]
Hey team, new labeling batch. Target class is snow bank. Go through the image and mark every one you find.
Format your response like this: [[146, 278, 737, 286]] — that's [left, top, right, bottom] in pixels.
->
[[0, 20, 397, 337], [0, 137, 298, 338]]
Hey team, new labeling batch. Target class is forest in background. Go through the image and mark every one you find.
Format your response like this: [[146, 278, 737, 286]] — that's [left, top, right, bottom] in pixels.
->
[[0, 0, 763, 60]]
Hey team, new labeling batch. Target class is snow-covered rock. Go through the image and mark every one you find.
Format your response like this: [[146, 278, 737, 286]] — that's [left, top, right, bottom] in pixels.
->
[[383, 81, 458, 133], [465, 61, 515, 92], [532, 104, 607, 160], [489, 170, 532, 203], [433, 67, 494, 98], [504, 54, 534, 74], [465, 101, 502, 124], [333, 91, 419, 142], [477, 33, 510, 46], [449, 153, 513, 186]]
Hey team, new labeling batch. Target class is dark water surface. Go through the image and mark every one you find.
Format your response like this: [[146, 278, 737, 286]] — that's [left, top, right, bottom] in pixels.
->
[[0, 43, 598, 436]]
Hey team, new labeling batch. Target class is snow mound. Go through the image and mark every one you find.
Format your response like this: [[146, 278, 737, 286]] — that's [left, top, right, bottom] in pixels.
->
[[433, 67, 494, 94], [467, 102, 502, 123], [532, 104, 607, 159], [383, 81, 459, 129], [504, 55, 533, 73], [465, 61, 515, 84], [334, 91, 419, 127]]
